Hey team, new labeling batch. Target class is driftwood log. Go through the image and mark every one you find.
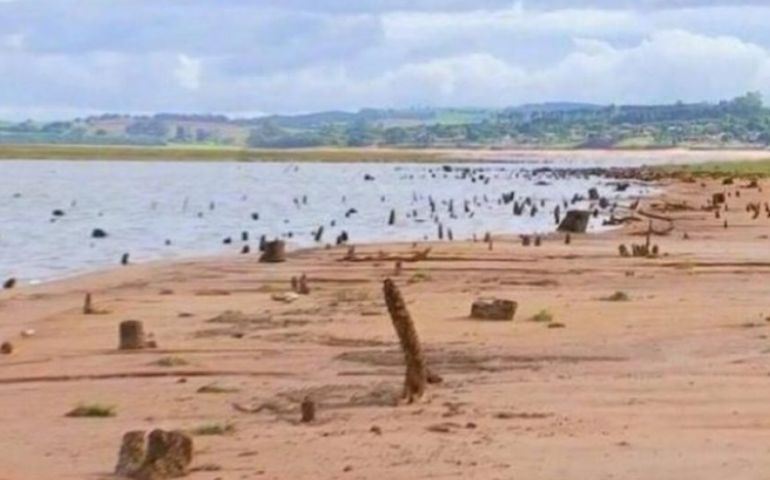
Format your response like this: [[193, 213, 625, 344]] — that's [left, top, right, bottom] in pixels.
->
[[383, 279, 427, 403]]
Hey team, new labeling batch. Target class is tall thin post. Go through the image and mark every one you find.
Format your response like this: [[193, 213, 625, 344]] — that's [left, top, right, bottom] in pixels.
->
[[383, 279, 427, 403]]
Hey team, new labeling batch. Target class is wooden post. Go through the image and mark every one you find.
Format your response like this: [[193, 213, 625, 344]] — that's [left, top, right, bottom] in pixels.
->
[[383, 279, 427, 403], [83, 293, 94, 314]]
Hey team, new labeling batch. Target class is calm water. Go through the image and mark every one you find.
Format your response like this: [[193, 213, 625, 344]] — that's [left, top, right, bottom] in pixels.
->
[[0, 159, 653, 284]]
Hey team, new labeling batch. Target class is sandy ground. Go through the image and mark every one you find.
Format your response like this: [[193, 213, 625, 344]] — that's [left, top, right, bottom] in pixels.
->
[[2, 177, 770, 479], [440, 147, 770, 165]]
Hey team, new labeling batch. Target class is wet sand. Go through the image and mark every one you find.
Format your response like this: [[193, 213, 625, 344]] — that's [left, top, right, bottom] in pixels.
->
[[2, 176, 770, 479]]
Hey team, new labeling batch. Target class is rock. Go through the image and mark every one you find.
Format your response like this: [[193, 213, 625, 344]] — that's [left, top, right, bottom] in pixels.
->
[[470, 298, 517, 321], [259, 240, 286, 263], [712, 192, 726, 205], [271, 292, 299, 303], [0, 341, 13, 354], [91, 228, 108, 239], [3, 278, 16, 290], [119, 320, 146, 350], [557, 210, 591, 233]]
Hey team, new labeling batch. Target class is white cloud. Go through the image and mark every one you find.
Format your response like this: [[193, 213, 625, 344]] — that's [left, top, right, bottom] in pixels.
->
[[174, 54, 202, 91]]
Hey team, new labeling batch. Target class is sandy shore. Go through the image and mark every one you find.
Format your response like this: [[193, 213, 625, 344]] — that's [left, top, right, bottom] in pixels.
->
[[3, 176, 770, 479]]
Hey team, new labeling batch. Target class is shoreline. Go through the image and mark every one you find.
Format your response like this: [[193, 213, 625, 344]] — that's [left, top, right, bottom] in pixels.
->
[[0, 143, 769, 164]]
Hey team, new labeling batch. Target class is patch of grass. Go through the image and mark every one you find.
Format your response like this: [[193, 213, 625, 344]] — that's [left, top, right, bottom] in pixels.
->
[[191, 422, 236, 436], [0, 144, 445, 163], [530, 309, 554, 323], [407, 271, 432, 284], [602, 291, 631, 302], [197, 383, 240, 394], [332, 289, 371, 303], [153, 356, 189, 367], [66, 403, 116, 418]]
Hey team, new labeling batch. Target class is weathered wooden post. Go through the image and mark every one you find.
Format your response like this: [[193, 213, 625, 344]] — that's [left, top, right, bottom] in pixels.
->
[[83, 293, 94, 314], [383, 279, 427, 403]]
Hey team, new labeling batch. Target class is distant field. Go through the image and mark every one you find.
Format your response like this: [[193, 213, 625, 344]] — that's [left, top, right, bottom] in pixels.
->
[[0, 144, 447, 162]]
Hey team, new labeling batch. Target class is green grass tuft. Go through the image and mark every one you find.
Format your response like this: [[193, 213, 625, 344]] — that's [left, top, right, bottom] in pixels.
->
[[66, 403, 116, 418], [530, 309, 554, 323], [603, 291, 631, 302], [191, 422, 236, 436], [153, 356, 189, 367], [197, 383, 240, 394]]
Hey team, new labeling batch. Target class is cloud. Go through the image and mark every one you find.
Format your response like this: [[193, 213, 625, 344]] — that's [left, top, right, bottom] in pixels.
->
[[1, 1, 770, 119], [174, 54, 201, 91]]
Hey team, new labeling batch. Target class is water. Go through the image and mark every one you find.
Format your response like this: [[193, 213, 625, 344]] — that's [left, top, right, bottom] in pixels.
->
[[0, 159, 653, 284]]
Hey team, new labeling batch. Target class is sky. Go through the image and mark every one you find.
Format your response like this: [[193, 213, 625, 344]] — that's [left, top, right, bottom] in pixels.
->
[[2, 1, 770, 119]]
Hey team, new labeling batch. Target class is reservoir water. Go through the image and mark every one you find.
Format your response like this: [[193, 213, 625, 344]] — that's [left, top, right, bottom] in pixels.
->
[[0, 159, 653, 284]]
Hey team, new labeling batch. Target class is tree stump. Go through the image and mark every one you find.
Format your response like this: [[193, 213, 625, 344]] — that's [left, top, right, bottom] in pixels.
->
[[0, 342, 13, 355], [129, 429, 193, 480], [383, 279, 427, 403], [301, 396, 316, 423], [557, 210, 590, 233], [297, 274, 310, 295], [115, 430, 146, 477], [259, 240, 286, 263], [119, 320, 146, 350], [83, 293, 94, 314]]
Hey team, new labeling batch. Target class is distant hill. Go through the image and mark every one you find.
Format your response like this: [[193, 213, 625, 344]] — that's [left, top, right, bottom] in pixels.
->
[[1, 93, 769, 150]]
